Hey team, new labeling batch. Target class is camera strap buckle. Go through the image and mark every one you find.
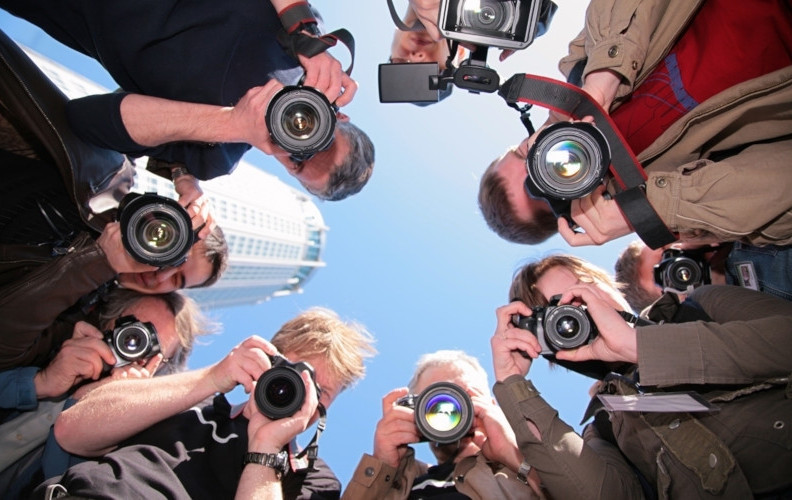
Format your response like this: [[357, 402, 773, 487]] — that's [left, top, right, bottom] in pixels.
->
[[277, 28, 356, 77], [294, 403, 326, 472], [499, 73, 678, 249]]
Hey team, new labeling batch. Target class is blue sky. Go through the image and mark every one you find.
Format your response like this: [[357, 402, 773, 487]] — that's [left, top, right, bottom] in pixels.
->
[[1, 0, 639, 488]]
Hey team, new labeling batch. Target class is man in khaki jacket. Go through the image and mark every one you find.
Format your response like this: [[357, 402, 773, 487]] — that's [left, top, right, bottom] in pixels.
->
[[479, 0, 792, 248], [342, 350, 545, 499]]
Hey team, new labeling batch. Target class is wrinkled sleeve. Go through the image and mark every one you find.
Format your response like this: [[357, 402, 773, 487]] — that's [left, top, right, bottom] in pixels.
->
[[638, 285, 792, 386], [559, 0, 669, 99], [0, 233, 116, 369], [493, 377, 644, 499], [645, 138, 792, 246], [342, 449, 425, 500], [65, 92, 148, 155]]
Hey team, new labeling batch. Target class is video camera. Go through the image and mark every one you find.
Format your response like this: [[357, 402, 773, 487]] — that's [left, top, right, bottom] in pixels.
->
[[396, 381, 474, 443], [379, 0, 556, 104]]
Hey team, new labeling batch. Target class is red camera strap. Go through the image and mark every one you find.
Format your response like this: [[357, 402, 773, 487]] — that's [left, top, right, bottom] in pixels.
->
[[499, 73, 677, 249]]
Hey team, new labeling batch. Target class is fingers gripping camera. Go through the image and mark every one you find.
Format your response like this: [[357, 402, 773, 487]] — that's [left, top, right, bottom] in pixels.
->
[[104, 315, 162, 368], [254, 354, 322, 420], [396, 382, 474, 444], [510, 295, 598, 356]]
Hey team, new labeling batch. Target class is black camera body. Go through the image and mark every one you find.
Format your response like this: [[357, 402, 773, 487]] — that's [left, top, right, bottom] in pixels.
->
[[524, 121, 611, 220], [104, 315, 161, 368], [396, 381, 474, 444], [117, 192, 195, 268], [265, 85, 337, 164], [653, 248, 711, 294], [511, 295, 598, 356], [255, 354, 321, 420]]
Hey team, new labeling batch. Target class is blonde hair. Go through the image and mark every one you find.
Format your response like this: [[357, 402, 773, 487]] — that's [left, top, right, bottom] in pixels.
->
[[408, 349, 489, 393], [510, 254, 629, 310], [271, 307, 377, 391]]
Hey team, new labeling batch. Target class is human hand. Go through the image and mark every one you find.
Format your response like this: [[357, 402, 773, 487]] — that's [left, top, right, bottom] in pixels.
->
[[469, 390, 521, 470], [581, 69, 621, 113], [208, 336, 279, 394], [229, 80, 285, 155], [373, 387, 420, 468], [491, 302, 542, 382], [98, 222, 159, 274], [33, 321, 117, 399], [174, 174, 214, 240], [558, 185, 631, 246], [246, 369, 319, 452], [554, 284, 638, 364], [298, 52, 358, 107]]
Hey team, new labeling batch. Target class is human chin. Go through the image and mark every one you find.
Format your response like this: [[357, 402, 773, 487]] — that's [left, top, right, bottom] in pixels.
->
[[117, 273, 152, 294]]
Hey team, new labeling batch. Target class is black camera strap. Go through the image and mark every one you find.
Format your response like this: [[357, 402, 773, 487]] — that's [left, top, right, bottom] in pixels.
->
[[293, 403, 326, 472], [385, 0, 425, 32], [276, 3, 356, 77], [499, 73, 677, 249]]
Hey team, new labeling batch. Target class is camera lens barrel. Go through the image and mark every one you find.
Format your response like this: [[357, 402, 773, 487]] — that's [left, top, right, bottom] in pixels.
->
[[255, 356, 318, 420], [105, 316, 160, 367], [542, 304, 595, 351], [413, 381, 474, 444], [266, 86, 336, 158], [118, 193, 195, 268], [528, 121, 610, 200]]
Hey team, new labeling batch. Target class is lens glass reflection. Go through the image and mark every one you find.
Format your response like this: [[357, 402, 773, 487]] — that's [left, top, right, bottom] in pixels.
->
[[282, 103, 317, 139], [424, 394, 462, 432], [546, 141, 587, 179], [555, 316, 580, 339], [139, 215, 177, 251], [266, 376, 296, 408]]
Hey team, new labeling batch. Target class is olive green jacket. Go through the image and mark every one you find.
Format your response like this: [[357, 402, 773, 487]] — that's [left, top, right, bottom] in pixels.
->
[[341, 448, 544, 500], [494, 285, 792, 499], [559, 0, 792, 245]]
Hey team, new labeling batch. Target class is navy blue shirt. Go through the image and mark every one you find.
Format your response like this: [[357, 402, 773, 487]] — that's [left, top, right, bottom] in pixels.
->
[[1, 0, 304, 179]]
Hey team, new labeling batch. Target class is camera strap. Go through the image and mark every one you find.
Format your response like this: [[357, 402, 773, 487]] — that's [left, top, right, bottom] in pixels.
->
[[277, 3, 356, 77], [499, 73, 677, 249], [385, 0, 425, 32], [293, 403, 326, 472]]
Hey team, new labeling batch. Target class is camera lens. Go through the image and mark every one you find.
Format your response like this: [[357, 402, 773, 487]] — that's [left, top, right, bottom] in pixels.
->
[[667, 259, 703, 291], [113, 324, 154, 362], [266, 86, 336, 158], [414, 382, 473, 444], [460, 0, 514, 32], [528, 122, 610, 200], [118, 193, 195, 267], [255, 364, 307, 420], [543, 305, 593, 351]]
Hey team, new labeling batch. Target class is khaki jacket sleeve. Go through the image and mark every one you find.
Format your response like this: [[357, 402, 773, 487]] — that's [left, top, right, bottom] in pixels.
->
[[558, 0, 670, 100], [637, 285, 792, 387], [644, 137, 792, 246], [493, 377, 644, 499], [341, 449, 426, 500], [0, 232, 116, 369]]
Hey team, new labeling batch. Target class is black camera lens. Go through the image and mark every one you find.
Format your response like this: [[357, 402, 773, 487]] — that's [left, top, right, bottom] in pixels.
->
[[255, 356, 319, 420], [543, 304, 593, 351], [666, 259, 703, 290], [266, 86, 336, 160], [105, 315, 161, 367], [118, 193, 195, 268], [413, 382, 474, 444], [528, 121, 610, 200]]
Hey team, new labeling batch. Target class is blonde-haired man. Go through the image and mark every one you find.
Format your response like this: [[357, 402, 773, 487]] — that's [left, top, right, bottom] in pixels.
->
[[37, 307, 376, 499]]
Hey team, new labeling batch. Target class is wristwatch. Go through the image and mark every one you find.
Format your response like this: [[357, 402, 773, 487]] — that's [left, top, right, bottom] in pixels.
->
[[170, 165, 191, 181], [243, 451, 289, 478]]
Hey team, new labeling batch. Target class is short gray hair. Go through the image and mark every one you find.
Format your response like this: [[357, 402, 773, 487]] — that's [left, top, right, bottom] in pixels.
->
[[309, 121, 374, 201], [408, 350, 489, 393]]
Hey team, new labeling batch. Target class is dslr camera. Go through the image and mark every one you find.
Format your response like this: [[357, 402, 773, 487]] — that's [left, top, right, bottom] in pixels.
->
[[511, 295, 597, 356], [117, 192, 196, 268], [266, 85, 337, 164], [255, 354, 322, 420], [379, 0, 556, 104], [653, 248, 711, 294], [524, 121, 610, 221], [396, 381, 474, 443], [104, 315, 161, 368]]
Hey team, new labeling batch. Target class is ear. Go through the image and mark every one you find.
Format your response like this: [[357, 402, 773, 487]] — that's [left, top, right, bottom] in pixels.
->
[[336, 111, 350, 123]]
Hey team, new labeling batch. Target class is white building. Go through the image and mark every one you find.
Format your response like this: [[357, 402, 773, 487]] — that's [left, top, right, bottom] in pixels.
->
[[23, 44, 328, 310]]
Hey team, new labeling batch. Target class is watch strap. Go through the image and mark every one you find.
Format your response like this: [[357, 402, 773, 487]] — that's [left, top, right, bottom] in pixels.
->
[[243, 450, 289, 477]]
